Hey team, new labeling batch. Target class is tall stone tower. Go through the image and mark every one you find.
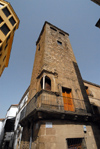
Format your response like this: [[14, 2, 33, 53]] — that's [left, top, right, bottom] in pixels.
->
[[20, 22, 98, 149]]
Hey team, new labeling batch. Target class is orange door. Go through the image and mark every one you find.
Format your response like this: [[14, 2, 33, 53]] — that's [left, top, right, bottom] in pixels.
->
[[62, 91, 68, 111], [62, 89, 74, 111]]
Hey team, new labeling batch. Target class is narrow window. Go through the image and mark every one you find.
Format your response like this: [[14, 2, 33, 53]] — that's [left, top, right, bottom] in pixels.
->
[[50, 26, 57, 32], [0, 46, 2, 51], [67, 138, 86, 149], [1, 23, 10, 35], [62, 87, 74, 111], [9, 17, 16, 26], [2, 7, 11, 17], [0, 16, 3, 24], [57, 40, 62, 45], [45, 76, 51, 91], [38, 45, 40, 51], [40, 76, 51, 91], [92, 105, 99, 115], [85, 86, 89, 95], [0, 53, 2, 57], [0, 39, 2, 43], [59, 32, 65, 36]]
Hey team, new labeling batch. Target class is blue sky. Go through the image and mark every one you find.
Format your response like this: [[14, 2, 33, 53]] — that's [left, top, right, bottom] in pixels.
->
[[0, 0, 100, 118]]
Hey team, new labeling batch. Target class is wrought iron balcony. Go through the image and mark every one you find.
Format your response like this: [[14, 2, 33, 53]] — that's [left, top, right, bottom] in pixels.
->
[[20, 90, 92, 122]]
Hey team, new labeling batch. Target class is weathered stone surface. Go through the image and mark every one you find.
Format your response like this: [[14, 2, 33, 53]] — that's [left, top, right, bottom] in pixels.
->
[[20, 22, 100, 149]]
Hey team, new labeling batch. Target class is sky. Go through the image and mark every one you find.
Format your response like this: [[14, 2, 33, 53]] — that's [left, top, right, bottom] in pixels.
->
[[0, 0, 100, 118]]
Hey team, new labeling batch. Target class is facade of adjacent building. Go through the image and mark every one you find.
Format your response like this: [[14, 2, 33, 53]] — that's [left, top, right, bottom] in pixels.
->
[[0, 119, 5, 146], [95, 18, 100, 28], [91, 0, 100, 5], [0, 105, 18, 149], [13, 86, 29, 149], [19, 22, 100, 149], [91, 0, 100, 28], [0, 0, 19, 76]]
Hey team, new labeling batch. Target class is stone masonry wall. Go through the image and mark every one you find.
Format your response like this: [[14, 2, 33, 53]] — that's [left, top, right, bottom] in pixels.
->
[[28, 22, 91, 112], [31, 120, 98, 149]]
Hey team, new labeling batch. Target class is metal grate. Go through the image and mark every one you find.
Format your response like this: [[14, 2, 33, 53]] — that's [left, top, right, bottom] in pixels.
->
[[67, 138, 82, 149]]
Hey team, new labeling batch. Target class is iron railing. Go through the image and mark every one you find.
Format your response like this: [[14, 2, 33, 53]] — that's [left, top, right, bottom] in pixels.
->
[[20, 90, 91, 121]]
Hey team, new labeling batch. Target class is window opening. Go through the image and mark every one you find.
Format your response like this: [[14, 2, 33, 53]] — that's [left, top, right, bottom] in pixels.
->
[[0, 16, 3, 24], [0, 53, 2, 57], [92, 105, 99, 115], [1, 23, 10, 35], [57, 40, 62, 45], [50, 26, 57, 32], [2, 7, 11, 17], [67, 138, 84, 149], [62, 87, 74, 111], [0, 46, 2, 51], [38, 45, 40, 51], [85, 86, 89, 95], [40, 76, 51, 91], [59, 32, 65, 36], [45, 76, 51, 91], [9, 16, 16, 26], [0, 3, 3, 8], [0, 39, 2, 43]]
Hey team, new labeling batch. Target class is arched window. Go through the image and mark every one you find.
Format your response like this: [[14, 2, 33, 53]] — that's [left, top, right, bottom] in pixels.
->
[[45, 76, 51, 91], [40, 76, 51, 91]]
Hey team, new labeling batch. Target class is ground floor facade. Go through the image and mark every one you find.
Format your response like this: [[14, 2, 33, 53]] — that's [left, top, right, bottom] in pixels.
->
[[19, 120, 100, 149]]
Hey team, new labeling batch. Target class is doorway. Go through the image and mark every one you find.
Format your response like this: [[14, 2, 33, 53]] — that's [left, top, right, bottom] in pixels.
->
[[62, 87, 74, 111]]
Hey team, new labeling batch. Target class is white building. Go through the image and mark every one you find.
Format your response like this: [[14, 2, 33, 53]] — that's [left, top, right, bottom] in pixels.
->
[[13, 86, 29, 149], [0, 119, 5, 145], [0, 105, 18, 149]]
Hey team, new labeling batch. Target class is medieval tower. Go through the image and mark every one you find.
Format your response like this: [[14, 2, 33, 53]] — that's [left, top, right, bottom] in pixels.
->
[[19, 22, 99, 149]]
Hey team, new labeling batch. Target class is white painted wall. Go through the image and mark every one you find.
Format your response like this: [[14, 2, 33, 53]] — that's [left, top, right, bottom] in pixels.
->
[[0, 121, 4, 135], [6, 106, 18, 118], [0, 121, 4, 145], [13, 92, 29, 149], [0, 105, 18, 146]]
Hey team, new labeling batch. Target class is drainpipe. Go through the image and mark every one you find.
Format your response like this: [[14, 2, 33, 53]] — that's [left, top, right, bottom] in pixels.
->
[[29, 124, 33, 149]]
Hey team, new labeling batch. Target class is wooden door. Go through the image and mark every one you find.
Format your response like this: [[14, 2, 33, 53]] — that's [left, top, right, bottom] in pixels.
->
[[62, 88, 74, 111]]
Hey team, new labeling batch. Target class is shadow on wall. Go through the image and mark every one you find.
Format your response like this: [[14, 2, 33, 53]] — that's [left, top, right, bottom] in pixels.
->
[[73, 62, 92, 113], [91, 124, 100, 149]]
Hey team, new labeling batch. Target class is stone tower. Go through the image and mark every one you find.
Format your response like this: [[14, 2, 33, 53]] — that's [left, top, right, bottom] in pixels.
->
[[27, 21, 91, 113], [20, 22, 98, 149]]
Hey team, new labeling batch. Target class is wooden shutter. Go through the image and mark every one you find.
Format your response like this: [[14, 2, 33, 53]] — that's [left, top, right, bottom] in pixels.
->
[[62, 88, 74, 111]]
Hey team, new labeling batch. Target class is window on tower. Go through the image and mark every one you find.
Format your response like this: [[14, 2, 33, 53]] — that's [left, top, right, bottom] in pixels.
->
[[57, 40, 62, 45], [40, 76, 51, 91]]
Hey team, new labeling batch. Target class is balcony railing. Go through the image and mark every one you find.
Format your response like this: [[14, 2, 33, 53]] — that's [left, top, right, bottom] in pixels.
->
[[20, 90, 91, 122]]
